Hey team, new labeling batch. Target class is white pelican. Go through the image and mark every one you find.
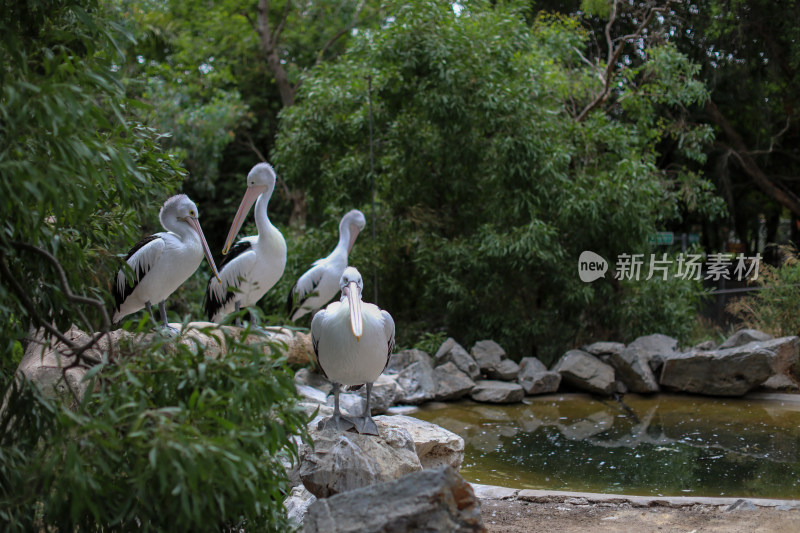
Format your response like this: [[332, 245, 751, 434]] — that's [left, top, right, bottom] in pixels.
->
[[311, 266, 395, 435], [287, 209, 367, 321], [204, 163, 287, 323], [112, 194, 220, 330]]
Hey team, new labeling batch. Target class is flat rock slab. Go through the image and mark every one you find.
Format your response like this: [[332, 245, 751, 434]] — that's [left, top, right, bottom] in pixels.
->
[[553, 349, 615, 396], [376, 414, 465, 470], [302, 466, 486, 533], [297, 418, 422, 498], [719, 328, 772, 350], [470, 380, 525, 403], [660, 346, 773, 396]]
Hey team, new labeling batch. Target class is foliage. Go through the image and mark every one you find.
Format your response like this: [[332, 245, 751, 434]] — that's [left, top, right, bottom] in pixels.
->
[[727, 248, 800, 339], [0, 326, 310, 532], [0, 2, 309, 531], [0, 0, 185, 379], [274, 0, 720, 362]]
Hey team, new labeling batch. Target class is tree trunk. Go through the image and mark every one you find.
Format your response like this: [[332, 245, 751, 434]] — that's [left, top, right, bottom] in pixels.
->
[[705, 99, 800, 218]]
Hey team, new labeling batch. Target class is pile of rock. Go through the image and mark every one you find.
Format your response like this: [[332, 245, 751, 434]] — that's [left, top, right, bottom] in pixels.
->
[[295, 329, 799, 422]]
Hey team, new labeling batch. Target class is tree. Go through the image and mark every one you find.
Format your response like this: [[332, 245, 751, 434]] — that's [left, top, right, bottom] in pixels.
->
[[0, 1, 308, 529], [274, 0, 719, 361]]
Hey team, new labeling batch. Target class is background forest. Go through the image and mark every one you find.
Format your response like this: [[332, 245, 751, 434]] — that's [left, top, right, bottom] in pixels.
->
[[2, 0, 800, 530]]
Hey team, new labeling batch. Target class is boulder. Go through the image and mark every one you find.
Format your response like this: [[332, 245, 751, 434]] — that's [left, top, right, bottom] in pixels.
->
[[296, 383, 329, 404], [435, 338, 481, 379], [433, 362, 476, 401], [301, 466, 485, 533], [608, 345, 659, 393], [487, 359, 520, 381], [469, 380, 525, 404], [719, 328, 772, 350], [659, 345, 774, 396], [376, 414, 465, 469], [284, 485, 317, 527], [553, 349, 615, 396], [296, 417, 423, 498], [582, 341, 625, 359], [516, 357, 561, 395], [354, 374, 400, 414], [393, 358, 437, 405], [469, 339, 519, 380], [294, 368, 334, 395], [470, 340, 506, 377], [386, 349, 432, 373], [628, 333, 679, 374]]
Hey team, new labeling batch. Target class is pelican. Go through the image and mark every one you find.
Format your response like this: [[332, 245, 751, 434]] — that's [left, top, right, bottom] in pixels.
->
[[287, 209, 367, 321], [204, 163, 287, 323], [112, 194, 220, 330], [311, 267, 395, 435]]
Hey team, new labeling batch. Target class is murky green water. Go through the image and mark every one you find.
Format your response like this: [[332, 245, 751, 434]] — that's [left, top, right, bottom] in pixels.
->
[[412, 393, 800, 499]]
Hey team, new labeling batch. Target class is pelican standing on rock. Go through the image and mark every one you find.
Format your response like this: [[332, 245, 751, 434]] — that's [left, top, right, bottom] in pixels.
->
[[287, 209, 367, 321], [311, 267, 395, 435], [204, 163, 287, 323], [112, 194, 220, 331]]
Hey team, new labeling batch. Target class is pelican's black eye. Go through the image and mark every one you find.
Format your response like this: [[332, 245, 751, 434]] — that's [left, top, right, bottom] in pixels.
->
[[189, 210, 196, 217]]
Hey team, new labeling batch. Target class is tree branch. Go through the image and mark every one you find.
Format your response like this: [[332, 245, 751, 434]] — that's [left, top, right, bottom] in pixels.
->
[[316, 0, 366, 65], [576, 0, 671, 122], [706, 99, 800, 217]]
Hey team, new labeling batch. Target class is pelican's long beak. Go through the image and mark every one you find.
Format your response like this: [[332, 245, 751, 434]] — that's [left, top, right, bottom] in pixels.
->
[[344, 281, 363, 341], [347, 223, 361, 254], [222, 185, 264, 255], [187, 216, 221, 283]]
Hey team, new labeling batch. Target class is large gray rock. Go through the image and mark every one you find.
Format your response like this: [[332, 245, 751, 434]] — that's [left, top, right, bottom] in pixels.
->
[[301, 466, 485, 533], [469, 380, 525, 404], [628, 333, 679, 374], [553, 349, 615, 396], [386, 349, 432, 373], [393, 359, 437, 405], [376, 414, 465, 470], [434, 362, 476, 401], [296, 418, 423, 498], [582, 341, 625, 359], [435, 338, 481, 379], [488, 358, 520, 381], [354, 374, 399, 414], [284, 485, 317, 528], [659, 344, 774, 396], [719, 328, 772, 350], [295, 368, 334, 395], [470, 340, 506, 376], [608, 345, 659, 393], [516, 357, 561, 395]]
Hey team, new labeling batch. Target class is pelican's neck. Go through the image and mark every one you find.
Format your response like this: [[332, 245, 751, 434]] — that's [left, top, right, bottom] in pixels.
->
[[333, 223, 353, 257], [163, 217, 195, 243], [254, 190, 276, 237]]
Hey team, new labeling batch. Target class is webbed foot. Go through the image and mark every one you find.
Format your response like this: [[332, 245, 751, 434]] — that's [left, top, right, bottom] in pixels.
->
[[317, 414, 356, 433], [352, 415, 379, 436]]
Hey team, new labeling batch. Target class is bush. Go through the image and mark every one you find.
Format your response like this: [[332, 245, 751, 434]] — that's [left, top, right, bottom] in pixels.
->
[[0, 326, 310, 532]]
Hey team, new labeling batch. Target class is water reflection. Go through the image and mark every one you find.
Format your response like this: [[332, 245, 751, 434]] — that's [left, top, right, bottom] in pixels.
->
[[412, 393, 800, 498]]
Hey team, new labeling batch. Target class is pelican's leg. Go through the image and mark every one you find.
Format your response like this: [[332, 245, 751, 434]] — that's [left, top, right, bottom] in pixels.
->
[[234, 300, 242, 327], [352, 382, 379, 436], [145, 300, 156, 324], [317, 383, 355, 432], [157, 301, 179, 337]]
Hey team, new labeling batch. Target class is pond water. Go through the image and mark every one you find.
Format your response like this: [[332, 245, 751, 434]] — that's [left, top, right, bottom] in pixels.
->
[[412, 393, 800, 499]]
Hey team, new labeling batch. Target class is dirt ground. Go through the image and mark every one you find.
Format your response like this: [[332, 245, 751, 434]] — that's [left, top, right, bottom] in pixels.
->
[[477, 493, 800, 533]]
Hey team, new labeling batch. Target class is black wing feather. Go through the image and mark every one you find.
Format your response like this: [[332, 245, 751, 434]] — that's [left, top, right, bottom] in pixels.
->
[[203, 240, 252, 320], [113, 235, 159, 315]]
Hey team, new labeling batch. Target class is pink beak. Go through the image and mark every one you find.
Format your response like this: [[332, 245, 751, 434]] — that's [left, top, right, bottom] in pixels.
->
[[222, 185, 265, 255]]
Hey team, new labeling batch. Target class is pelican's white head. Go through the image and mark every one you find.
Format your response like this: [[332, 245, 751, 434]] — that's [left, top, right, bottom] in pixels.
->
[[160, 194, 220, 282], [340, 209, 367, 253], [223, 162, 277, 255], [340, 266, 363, 340]]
